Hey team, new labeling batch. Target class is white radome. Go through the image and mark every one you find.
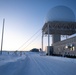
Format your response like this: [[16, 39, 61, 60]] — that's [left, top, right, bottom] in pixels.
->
[[46, 6, 75, 22]]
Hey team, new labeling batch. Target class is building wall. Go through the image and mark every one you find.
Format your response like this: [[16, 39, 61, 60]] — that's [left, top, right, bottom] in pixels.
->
[[45, 46, 53, 55], [52, 36, 76, 56]]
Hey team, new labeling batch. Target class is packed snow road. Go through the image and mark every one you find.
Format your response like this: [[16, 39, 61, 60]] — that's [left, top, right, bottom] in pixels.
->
[[0, 52, 76, 75]]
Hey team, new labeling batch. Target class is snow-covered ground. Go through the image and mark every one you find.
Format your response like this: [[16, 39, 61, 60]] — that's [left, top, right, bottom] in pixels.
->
[[0, 51, 26, 65], [0, 51, 76, 75]]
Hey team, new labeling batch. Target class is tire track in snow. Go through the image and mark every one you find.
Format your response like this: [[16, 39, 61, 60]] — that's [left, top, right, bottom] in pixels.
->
[[33, 55, 76, 75]]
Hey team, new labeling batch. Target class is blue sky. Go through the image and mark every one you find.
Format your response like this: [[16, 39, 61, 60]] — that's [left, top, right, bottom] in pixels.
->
[[0, 0, 76, 51]]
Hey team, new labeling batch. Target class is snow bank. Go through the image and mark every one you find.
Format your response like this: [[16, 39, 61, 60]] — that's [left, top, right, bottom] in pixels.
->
[[0, 51, 26, 66]]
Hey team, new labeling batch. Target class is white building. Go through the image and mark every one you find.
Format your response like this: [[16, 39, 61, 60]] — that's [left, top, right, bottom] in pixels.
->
[[42, 6, 76, 56]]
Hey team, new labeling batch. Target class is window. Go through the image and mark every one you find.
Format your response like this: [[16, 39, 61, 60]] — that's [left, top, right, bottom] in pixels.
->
[[72, 46, 75, 51]]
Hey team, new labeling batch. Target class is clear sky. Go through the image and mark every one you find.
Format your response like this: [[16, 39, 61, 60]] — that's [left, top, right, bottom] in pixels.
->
[[0, 0, 76, 51]]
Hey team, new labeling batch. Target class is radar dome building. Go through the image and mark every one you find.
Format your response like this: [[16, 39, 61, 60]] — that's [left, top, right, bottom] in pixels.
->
[[46, 6, 75, 22], [42, 6, 76, 57]]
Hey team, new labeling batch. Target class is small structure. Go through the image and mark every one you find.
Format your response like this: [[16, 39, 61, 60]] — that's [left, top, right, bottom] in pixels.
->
[[30, 48, 39, 52]]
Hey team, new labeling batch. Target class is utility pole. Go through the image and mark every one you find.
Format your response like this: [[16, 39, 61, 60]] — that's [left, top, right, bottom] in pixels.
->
[[1, 19, 5, 55]]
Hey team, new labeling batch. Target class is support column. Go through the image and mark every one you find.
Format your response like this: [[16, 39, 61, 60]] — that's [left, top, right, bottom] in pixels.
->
[[48, 24, 50, 47], [48, 24, 50, 55], [42, 31, 44, 51], [52, 34, 60, 44]]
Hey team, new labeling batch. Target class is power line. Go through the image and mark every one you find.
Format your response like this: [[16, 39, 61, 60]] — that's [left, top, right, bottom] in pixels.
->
[[17, 28, 41, 50], [21, 31, 41, 50], [22, 31, 42, 50]]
